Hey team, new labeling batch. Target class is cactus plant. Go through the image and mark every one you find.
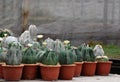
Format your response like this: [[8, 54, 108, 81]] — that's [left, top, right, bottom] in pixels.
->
[[22, 43, 37, 64], [29, 25, 38, 41], [74, 47, 83, 62], [54, 39, 65, 53], [45, 37, 55, 50], [4, 36, 18, 48], [59, 49, 77, 65], [81, 46, 96, 62], [42, 49, 58, 65], [19, 30, 32, 46], [0, 37, 7, 62], [5, 42, 22, 65]]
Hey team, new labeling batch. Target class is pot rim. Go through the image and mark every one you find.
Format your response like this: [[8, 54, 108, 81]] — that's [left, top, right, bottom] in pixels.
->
[[2, 64, 24, 67], [40, 63, 61, 67]]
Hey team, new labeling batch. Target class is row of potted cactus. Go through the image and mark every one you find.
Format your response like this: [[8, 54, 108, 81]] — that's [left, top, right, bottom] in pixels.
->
[[0, 26, 112, 81]]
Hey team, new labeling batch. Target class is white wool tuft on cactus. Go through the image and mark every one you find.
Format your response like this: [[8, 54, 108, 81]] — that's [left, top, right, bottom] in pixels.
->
[[93, 44, 104, 56]]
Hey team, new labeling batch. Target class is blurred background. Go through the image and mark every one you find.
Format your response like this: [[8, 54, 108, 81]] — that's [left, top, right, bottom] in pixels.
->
[[0, 0, 120, 45]]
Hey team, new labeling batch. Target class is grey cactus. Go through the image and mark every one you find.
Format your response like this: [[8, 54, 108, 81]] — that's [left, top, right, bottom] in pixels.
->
[[5, 42, 22, 65]]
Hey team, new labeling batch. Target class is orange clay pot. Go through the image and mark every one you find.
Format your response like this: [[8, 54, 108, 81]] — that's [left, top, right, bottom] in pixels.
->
[[0, 63, 5, 79], [59, 64, 75, 80], [81, 62, 97, 76], [2, 64, 24, 81], [96, 61, 112, 76], [74, 62, 83, 77], [22, 64, 38, 80], [40, 63, 61, 81]]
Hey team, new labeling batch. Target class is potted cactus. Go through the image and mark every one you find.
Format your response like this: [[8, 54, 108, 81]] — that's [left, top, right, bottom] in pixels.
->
[[81, 45, 97, 76], [2, 42, 24, 81], [73, 47, 84, 77], [22, 43, 38, 80], [0, 37, 7, 78], [94, 44, 112, 76], [38, 49, 61, 81], [95, 56, 112, 75], [59, 40, 76, 80]]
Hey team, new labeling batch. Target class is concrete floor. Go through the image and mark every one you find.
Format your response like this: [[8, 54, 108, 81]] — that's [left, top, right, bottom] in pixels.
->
[[1, 74, 120, 82]]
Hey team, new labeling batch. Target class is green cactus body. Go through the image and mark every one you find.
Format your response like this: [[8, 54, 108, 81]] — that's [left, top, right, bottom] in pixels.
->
[[22, 47, 37, 64], [36, 50, 48, 62], [82, 46, 95, 62], [6, 42, 22, 65], [41, 50, 58, 65], [0, 47, 7, 62], [74, 48, 83, 62], [59, 49, 77, 65], [32, 41, 41, 54]]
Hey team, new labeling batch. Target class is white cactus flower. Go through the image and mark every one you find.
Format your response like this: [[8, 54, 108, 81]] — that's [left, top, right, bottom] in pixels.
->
[[27, 43, 33, 47], [4, 34, 7, 37], [37, 35, 43, 39], [96, 56, 102, 59], [102, 56, 108, 59], [64, 40, 70, 45], [42, 42, 47, 46]]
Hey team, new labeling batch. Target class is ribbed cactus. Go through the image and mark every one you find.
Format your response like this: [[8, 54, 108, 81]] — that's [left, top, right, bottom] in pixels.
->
[[59, 49, 77, 65], [22, 44, 37, 64], [45, 38, 55, 50], [74, 48, 83, 62], [0, 38, 7, 62], [54, 39, 65, 53], [41, 50, 58, 65], [5, 42, 22, 65], [29, 25, 38, 41], [82, 46, 96, 62], [19, 30, 32, 46], [32, 40, 41, 54]]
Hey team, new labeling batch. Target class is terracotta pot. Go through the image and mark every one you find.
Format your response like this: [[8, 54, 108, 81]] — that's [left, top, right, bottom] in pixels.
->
[[40, 63, 61, 81], [2, 64, 24, 81], [81, 62, 97, 76], [22, 64, 38, 80], [96, 61, 112, 76], [59, 64, 75, 80], [74, 62, 83, 77], [0, 63, 5, 79]]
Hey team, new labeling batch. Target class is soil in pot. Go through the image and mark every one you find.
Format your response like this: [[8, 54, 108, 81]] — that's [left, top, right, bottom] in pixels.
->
[[2, 64, 24, 81], [22, 64, 38, 80], [59, 64, 75, 80], [40, 64, 61, 81], [81, 62, 97, 76], [96, 61, 112, 76]]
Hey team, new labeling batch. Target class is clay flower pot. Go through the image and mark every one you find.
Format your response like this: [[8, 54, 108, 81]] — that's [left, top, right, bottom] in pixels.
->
[[81, 62, 97, 76], [40, 63, 61, 81], [0, 63, 5, 79], [96, 61, 112, 75], [59, 64, 75, 80], [74, 62, 83, 77], [2, 64, 24, 81], [22, 64, 38, 80]]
